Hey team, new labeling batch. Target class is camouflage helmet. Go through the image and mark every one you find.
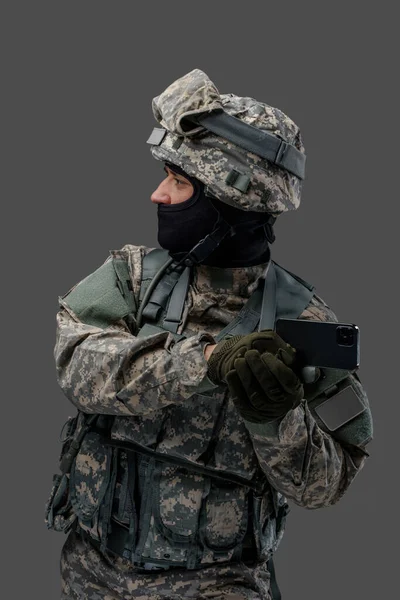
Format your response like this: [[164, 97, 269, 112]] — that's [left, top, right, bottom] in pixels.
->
[[147, 69, 306, 217]]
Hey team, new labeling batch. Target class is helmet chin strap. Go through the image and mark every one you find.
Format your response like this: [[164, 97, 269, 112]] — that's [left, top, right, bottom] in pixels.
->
[[263, 215, 276, 244], [172, 213, 233, 268], [160, 171, 277, 270], [171, 209, 276, 270]]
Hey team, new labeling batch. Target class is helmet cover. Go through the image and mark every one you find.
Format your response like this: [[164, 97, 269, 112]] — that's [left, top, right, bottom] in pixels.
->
[[149, 69, 306, 216]]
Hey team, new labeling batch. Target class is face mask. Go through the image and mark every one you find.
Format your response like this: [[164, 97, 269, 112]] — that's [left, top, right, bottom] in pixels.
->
[[157, 165, 220, 255], [156, 163, 272, 266]]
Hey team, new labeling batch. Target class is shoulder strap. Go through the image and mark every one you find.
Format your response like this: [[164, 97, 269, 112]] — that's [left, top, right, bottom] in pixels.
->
[[214, 288, 263, 341], [273, 261, 315, 323], [141, 248, 172, 285], [215, 261, 315, 341], [267, 556, 282, 600], [138, 255, 316, 341], [139, 249, 191, 335], [162, 266, 191, 333]]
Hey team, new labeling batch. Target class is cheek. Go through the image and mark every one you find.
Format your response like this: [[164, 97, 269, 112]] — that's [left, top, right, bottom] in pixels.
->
[[172, 185, 194, 204], [182, 186, 194, 201]]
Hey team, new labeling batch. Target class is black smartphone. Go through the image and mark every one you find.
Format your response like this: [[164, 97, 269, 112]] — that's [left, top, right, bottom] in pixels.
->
[[275, 318, 360, 370]]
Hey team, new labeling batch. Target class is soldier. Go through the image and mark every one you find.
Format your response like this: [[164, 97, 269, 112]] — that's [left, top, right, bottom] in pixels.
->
[[46, 69, 373, 600]]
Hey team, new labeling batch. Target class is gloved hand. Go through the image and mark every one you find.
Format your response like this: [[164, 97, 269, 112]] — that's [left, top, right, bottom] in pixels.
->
[[226, 346, 304, 423], [207, 330, 292, 385]]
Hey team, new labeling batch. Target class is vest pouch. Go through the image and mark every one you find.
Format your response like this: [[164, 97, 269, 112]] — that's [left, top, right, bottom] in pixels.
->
[[253, 488, 289, 560], [44, 412, 86, 533], [140, 464, 204, 566], [112, 451, 134, 526], [269, 490, 289, 553], [70, 431, 112, 536], [58, 413, 82, 465], [44, 473, 76, 533], [199, 481, 248, 562]]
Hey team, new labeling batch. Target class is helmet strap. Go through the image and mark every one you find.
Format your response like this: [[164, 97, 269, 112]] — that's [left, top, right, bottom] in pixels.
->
[[172, 215, 233, 268], [263, 215, 276, 244]]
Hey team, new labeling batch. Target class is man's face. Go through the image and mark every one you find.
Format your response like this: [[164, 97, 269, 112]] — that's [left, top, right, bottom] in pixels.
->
[[151, 165, 194, 205]]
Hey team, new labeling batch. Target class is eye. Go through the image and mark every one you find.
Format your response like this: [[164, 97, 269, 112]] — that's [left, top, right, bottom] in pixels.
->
[[174, 177, 187, 186]]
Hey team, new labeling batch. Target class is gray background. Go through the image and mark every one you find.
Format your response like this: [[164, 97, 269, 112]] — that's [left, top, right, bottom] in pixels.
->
[[3, 2, 398, 599]]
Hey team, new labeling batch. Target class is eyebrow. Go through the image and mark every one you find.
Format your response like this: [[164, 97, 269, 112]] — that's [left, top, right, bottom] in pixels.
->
[[164, 166, 188, 181]]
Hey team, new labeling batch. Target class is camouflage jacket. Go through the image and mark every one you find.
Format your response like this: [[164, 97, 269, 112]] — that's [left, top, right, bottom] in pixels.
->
[[49, 244, 371, 569]]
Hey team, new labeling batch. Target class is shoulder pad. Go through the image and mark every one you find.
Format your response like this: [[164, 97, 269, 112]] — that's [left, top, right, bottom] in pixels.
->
[[61, 257, 136, 328]]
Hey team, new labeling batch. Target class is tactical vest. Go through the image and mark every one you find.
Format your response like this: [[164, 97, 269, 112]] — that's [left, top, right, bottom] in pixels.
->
[[46, 249, 369, 591]]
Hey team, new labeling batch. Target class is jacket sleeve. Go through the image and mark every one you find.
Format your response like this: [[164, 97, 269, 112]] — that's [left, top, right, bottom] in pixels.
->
[[55, 255, 216, 417], [243, 294, 373, 509]]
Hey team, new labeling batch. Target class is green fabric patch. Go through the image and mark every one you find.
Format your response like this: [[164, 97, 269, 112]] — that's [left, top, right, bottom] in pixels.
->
[[63, 259, 132, 328], [244, 368, 372, 448], [305, 369, 373, 448]]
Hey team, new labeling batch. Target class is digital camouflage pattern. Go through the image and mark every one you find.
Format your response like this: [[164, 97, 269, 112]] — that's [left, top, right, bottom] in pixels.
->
[[61, 529, 273, 600], [149, 69, 305, 216], [50, 243, 372, 599]]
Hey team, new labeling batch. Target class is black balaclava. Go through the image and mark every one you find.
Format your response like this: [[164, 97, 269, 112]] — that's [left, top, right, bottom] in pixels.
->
[[157, 163, 273, 268]]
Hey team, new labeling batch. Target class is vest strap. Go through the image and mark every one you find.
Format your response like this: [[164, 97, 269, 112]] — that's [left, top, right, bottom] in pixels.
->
[[259, 261, 277, 330], [162, 266, 191, 333], [215, 287, 263, 341], [141, 266, 184, 322], [214, 260, 314, 341], [139, 253, 315, 342], [268, 556, 282, 600], [100, 435, 263, 493]]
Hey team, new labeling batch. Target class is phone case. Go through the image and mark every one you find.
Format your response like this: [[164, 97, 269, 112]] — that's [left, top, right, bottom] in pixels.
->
[[275, 319, 360, 369]]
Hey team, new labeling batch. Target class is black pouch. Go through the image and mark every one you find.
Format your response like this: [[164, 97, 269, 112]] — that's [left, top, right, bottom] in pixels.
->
[[58, 414, 81, 462], [252, 486, 289, 561], [44, 414, 82, 533], [44, 473, 77, 533]]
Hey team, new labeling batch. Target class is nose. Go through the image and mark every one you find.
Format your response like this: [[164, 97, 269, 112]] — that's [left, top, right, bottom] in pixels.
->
[[151, 179, 171, 205]]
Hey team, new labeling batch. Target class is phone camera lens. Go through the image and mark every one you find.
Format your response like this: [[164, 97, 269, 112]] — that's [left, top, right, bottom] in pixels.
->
[[336, 326, 354, 347]]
